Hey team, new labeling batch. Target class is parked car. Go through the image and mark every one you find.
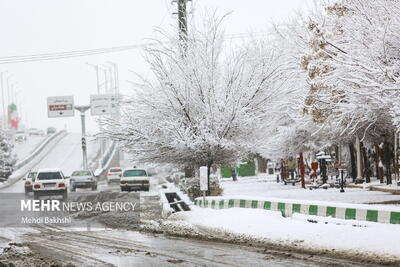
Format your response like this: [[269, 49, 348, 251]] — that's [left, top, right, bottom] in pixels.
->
[[28, 128, 41, 136], [32, 168, 68, 200], [14, 130, 27, 142], [120, 168, 149, 192], [0, 164, 13, 180], [23, 171, 37, 195], [46, 127, 57, 134], [69, 170, 97, 191], [106, 167, 123, 184]]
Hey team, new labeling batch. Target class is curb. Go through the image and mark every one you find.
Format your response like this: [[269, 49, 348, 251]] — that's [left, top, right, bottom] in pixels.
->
[[346, 184, 400, 195], [194, 197, 400, 225]]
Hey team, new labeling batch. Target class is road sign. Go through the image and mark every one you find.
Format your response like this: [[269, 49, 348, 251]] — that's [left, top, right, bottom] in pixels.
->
[[199, 166, 208, 191], [47, 96, 75, 118], [90, 94, 119, 116]]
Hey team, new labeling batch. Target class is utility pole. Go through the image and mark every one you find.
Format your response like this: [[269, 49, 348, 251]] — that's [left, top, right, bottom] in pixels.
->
[[86, 63, 101, 94], [87, 63, 106, 168], [74, 105, 90, 169], [6, 75, 11, 105], [177, 0, 188, 42], [106, 62, 119, 95], [0, 73, 6, 129]]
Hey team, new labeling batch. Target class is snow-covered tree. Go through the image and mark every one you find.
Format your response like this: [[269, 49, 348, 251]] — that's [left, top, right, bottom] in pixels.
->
[[0, 129, 14, 178], [301, 0, 400, 142], [104, 15, 289, 175]]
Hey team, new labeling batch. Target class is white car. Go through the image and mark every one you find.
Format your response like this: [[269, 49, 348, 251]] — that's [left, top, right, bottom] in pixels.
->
[[69, 170, 97, 191], [23, 171, 37, 195], [106, 167, 123, 184], [120, 168, 149, 192], [14, 131, 27, 142], [32, 168, 68, 200]]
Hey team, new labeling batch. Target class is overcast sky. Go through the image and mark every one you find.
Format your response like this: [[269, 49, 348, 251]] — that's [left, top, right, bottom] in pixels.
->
[[0, 0, 315, 133]]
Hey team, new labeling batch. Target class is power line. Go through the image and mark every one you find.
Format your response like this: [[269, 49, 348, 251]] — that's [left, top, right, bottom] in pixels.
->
[[0, 31, 271, 65], [0, 43, 155, 65]]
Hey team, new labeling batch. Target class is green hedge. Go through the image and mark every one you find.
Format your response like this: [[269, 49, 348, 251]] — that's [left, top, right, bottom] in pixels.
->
[[221, 160, 256, 178]]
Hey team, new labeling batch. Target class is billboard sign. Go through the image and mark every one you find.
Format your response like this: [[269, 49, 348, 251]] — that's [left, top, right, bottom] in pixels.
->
[[90, 94, 118, 116], [47, 96, 75, 118], [8, 103, 18, 129]]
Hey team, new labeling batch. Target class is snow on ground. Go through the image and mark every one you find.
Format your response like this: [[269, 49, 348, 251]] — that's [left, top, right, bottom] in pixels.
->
[[220, 174, 400, 204], [1, 133, 99, 193], [12, 136, 45, 162], [169, 207, 400, 259], [33, 133, 99, 176]]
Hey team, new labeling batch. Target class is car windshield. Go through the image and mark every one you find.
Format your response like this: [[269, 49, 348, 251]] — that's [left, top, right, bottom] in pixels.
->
[[37, 172, 62, 180], [110, 168, 122, 173], [28, 172, 37, 178], [72, 170, 92, 176], [123, 170, 147, 177], [16, 131, 25, 134]]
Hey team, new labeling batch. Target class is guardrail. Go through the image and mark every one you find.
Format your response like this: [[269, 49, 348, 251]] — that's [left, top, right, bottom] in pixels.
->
[[94, 141, 117, 177], [194, 196, 400, 225], [14, 130, 67, 169]]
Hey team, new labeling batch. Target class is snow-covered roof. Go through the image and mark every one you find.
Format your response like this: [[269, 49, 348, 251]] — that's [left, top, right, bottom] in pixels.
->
[[37, 168, 62, 173]]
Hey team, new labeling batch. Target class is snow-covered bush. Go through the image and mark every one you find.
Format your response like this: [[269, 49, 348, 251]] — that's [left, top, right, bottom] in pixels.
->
[[178, 175, 222, 200], [0, 129, 14, 178]]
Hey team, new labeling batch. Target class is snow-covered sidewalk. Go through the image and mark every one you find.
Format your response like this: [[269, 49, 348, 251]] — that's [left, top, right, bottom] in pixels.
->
[[162, 207, 400, 262], [220, 174, 400, 204]]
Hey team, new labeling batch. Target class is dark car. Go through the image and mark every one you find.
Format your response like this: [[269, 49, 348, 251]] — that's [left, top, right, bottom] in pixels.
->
[[46, 127, 57, 134]]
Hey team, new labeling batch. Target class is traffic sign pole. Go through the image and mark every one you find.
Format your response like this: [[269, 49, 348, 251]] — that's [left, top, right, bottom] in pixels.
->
[[75, 105, 90, 170]]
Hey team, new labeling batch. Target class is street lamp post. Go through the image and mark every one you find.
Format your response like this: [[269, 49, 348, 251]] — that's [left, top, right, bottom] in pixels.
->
[[86, 63, 107, 168], [0, 73, 6, 129]]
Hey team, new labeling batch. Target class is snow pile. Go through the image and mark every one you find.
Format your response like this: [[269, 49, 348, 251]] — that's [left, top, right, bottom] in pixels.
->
[[165, 207, 400, 261]]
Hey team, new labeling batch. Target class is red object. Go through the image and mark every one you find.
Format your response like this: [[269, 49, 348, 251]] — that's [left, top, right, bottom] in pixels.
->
[[107, 173, 112, 176], [58, 183, 65, 187], [311, 162, 318, 183], [33, 184, 40, 189], [119, 174, 122, 177], [25, 181, 31, 185], [311, 162, 318, 171]]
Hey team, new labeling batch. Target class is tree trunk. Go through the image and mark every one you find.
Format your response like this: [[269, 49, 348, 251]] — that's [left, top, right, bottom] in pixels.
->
[[383, 141, 393, 185], [299, 152, 305, 189], [256, 155, 267, 173], [349, 143, 357, 182], [207, 161, 213, 196], [374, 144, 383, 183], [361, 142, 370, 183]]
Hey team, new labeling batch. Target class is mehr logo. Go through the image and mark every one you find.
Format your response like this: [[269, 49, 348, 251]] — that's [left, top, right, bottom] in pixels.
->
[[21, 200, 137, 212]]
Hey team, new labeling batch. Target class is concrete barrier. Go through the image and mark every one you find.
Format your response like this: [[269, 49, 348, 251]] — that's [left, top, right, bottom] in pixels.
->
[[194, 197, 400, 225], [14, 130, 67, 169]]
